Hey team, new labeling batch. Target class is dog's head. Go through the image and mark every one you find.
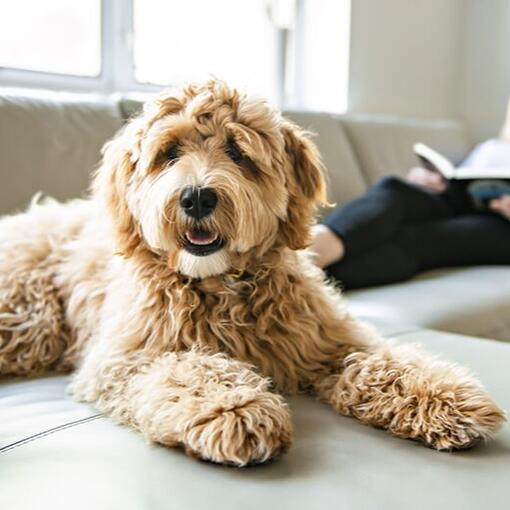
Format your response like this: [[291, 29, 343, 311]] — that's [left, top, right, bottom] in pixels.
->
[[94, 80, 327, 278]]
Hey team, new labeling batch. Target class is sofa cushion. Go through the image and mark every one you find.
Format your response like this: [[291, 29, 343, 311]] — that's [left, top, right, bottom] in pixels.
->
[[1, 328, 508, 510], [0, 89, 123, 214], [340, 113, 472, 184], [347, 266, 510, 341]]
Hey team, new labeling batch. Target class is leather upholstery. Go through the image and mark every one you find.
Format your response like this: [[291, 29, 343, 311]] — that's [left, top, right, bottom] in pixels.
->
[[334, 115, 510, 341], [1, 328, 509, 510], [347, 266, 510, 341]]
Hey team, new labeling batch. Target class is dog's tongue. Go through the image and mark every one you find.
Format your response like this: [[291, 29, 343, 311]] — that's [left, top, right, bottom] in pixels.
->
[[185, 229, 218, 246]]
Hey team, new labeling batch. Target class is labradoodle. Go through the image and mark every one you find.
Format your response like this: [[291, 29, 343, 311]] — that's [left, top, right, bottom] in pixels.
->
[[0, 80, 504, 466]]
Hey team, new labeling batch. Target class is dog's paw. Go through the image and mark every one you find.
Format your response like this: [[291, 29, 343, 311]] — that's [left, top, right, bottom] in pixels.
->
[[414, 393, 506, 451], [331, 343, 506, 451], [182, 390, 293, 466], [383, 378, 507, 451]]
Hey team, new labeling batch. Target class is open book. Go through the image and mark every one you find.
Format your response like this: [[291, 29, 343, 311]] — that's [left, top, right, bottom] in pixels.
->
[[413, 142, 510, 180]]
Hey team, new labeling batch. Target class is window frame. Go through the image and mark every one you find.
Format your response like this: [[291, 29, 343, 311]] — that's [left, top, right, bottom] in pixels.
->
[[0, 0, 159, 94]]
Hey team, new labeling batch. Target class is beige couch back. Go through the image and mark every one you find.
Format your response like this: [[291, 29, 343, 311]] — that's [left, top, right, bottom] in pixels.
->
[[340, 114, 472, 185], [0, 89, 472, 216], [0, 90, 122, 214]]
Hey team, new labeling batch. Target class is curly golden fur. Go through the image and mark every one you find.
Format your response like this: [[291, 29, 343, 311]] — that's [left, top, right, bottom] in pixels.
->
[[0, 80, 505, 465]]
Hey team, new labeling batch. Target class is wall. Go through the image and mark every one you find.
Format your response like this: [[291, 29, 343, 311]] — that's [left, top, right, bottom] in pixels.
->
[[348, 0, 465, 119], [347, 0, 510, 143], [462, 0, 510, 143]]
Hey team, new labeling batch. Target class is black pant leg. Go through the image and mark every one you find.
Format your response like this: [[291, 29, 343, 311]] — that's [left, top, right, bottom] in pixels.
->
[[327, 212, 510, 291], [322, 176, 454, 257], [442, 180, 473, 214], [399, 213, 510, 270], [326, 241, 419, 290]]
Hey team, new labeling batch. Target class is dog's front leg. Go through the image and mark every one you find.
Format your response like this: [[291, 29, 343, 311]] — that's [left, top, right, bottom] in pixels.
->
[[72, 346, 293, 466], [314, 339, 505, 450]]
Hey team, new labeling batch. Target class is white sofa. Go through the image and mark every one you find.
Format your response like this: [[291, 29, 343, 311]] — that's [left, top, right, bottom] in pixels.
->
[[1, 89, 509, 510]]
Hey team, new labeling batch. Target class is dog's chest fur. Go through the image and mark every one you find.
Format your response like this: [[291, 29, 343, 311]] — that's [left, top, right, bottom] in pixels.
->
[[128, 263, 343, 394], [60, 240, 346, 394]]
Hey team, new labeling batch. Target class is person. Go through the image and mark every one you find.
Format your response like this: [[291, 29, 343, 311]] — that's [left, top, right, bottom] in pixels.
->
[[311, 138, 510, 290]]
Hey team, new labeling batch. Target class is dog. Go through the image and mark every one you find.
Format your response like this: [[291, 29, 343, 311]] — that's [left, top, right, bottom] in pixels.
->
[[0, 80, 505, 466]]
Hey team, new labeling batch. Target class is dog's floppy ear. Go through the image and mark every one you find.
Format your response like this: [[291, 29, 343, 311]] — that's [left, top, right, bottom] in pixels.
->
[[279, 121, 328, 250], [92, 121, 144, 257]]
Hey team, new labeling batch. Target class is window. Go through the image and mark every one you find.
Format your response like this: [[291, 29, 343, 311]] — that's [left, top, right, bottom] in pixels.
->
[[291, 0, 351, 113], [0, 0, 350, 112], [133, 0, 280, 103], [0, 0, 101, 77]]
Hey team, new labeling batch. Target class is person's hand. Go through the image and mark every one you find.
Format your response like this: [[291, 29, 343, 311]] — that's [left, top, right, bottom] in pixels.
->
[[489, 195, 510, 220], [406, 166, 448, 193]]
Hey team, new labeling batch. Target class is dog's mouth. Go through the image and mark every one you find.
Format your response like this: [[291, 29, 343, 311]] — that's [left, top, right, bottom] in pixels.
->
[[183, 228, 224, 256]]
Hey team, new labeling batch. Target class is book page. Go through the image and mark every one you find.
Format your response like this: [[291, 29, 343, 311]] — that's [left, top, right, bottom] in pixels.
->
[[413, 143, 456, 178], [454, 167, 510, 179]]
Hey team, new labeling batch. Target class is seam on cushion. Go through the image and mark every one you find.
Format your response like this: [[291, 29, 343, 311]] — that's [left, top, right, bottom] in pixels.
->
[[0, 414, 103, 454]]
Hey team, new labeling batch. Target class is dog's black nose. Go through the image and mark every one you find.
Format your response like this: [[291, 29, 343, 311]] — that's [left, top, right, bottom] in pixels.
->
[[180, 186, 218, 220]]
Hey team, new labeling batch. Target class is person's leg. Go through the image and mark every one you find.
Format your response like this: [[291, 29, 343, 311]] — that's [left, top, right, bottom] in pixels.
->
[[325, 240, 419, 290], [400, 213, 510, 270], [325, 212, 510, 290], [317, 176, 455, 266]]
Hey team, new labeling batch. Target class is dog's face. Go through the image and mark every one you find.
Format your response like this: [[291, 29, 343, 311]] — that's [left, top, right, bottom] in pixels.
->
[[95, 80, 326, 278]]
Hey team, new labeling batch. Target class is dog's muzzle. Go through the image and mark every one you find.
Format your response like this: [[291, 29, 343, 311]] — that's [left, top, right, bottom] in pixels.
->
[[180, 186, 224, 256], [180, 186, 217, 221]]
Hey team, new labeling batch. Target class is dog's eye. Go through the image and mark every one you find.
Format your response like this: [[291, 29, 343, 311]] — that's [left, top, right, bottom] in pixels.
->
[[165, 143, 180, 164], [225, 138, 243, 163]]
